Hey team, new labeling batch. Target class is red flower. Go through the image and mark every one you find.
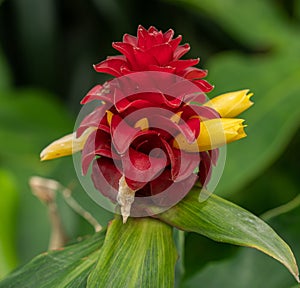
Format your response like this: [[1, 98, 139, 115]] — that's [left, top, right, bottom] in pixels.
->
[[79, 73, 218, 219], [40, 26, 252, 222], [77, 26, 218, 220], [94, 25, 213, 93]]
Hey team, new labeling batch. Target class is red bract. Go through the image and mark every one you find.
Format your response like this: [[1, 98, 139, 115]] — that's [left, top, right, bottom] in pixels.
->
[[93, 25, 213, 93], [78, 26, 219, 215]]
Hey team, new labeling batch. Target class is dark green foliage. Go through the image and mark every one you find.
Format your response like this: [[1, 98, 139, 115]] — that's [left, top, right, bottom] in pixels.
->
[[0, 0, 299, 286]]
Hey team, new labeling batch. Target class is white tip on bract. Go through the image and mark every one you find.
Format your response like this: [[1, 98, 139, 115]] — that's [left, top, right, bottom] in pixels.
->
[[117, 175, 136, 224]]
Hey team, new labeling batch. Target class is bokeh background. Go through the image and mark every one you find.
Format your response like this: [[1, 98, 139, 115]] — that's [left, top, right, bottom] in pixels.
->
[[0, 0, 299, 287]]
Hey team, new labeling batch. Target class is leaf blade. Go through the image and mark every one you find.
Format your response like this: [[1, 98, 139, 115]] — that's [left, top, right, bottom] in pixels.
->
[[0, 231, 106, 288], [87, 217, 177, 288], [156, 188, 299, 282], [182, 195, 300, 287]]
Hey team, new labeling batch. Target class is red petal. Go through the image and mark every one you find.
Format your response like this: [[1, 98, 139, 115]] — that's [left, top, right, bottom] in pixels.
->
[[170, 59, 200, 72], [148, 114, 197, 143], [130, 130, 168, 155], [114, 72, 160, 93], [111, 71, 178, 99], [146, 27, 164, 47], [169, 36, 182, 51], [199, 151, 212, 186], [173, 43, 190, 59], [133, 130, 165, 151], [148, 65, 176, 73], [119, 92, 183, 113], [115, 98, 154, 114], [137, 25, 164, 50], [185, 117, 201, 139], [123, 33, 137, 45], [110, 114, 140, 154], [150, 169, 197, 206], [122, 147, 168, 190], [163, 29, 174, 42], [175, 149, 200, 181], [184, 92, 207, 104], [134, 48, 158, 69], [81, 130, 117, 175], [166, 146, 200, 182], [77, 104, 109, 137], [93, 57, 129, 77], [120, 66, 134, 75], [112, 42, 137, 67], [80, 85, 112, 104], [181, 67, 208, 80], [82, 131, 98, 175], [91, 157, 121, 202], [148, 44, 174, 66], [165, 78, 201, 101], [137, 25, 150, 49], [94, 130, 119, 159], [148, 26, 159, 33], [209, 148, 219, 166], [150, 169, 172, 195], [156, 92, 183, 109], [192, 79, 214, 93]]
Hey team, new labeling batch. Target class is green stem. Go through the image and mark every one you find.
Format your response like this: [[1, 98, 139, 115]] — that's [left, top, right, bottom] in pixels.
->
[[260, 194, 300, 221]]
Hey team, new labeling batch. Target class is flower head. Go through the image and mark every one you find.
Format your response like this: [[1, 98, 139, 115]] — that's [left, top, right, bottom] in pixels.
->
[[41, 26, 253, 222], [94, 25, 213, 92], [78, 71, 217, 219]]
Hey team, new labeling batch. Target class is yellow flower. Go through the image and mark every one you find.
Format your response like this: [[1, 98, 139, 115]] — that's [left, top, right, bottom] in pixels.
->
[[41, 90, 253, 160], [173, 118, 247, 152], [40, 127, 95, 161], [203, 89, 253, 118]]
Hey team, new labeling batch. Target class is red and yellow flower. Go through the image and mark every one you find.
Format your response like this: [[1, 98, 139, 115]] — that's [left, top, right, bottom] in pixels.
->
[[41, 26, 253, 222]]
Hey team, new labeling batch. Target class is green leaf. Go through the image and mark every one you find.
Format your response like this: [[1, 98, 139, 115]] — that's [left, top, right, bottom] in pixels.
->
[[156, 188, 299, 282], [182, 194, 300, 287], [174, 229, 185, 287], [0, 170, 18, 279], [87, 217, 177, 288], [166, 0, 292, 47], [0, 231, 106, 288], [208, 50, 300, 197], [182, 248, 297, 288], [0, 88, 75, 263]]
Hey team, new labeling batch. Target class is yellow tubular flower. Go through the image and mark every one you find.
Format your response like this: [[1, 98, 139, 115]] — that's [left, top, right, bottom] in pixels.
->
[[203, 90, 254, 118], [40, 127, 96, 161], [173, 118, 247, 152]]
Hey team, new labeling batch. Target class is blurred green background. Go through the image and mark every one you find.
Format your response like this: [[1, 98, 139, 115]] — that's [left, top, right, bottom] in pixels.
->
[[0, 0, 299, 287]]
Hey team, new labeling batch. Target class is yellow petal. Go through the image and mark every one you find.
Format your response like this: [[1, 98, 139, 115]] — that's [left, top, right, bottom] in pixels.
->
[[106, 110, 113, 126], [40, 127, 96, 161], [170, 111, 183, 124], [204, 89, 253, 118], [173, 118, 247, 152], [134, 117, 149, 130]]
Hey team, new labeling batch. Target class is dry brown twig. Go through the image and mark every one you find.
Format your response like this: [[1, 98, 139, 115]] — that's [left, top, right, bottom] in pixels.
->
[[29, 176, 102, 250]]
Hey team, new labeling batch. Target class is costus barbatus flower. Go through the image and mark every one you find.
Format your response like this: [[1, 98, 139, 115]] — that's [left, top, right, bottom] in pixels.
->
[[41, 26, 253, 222]]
